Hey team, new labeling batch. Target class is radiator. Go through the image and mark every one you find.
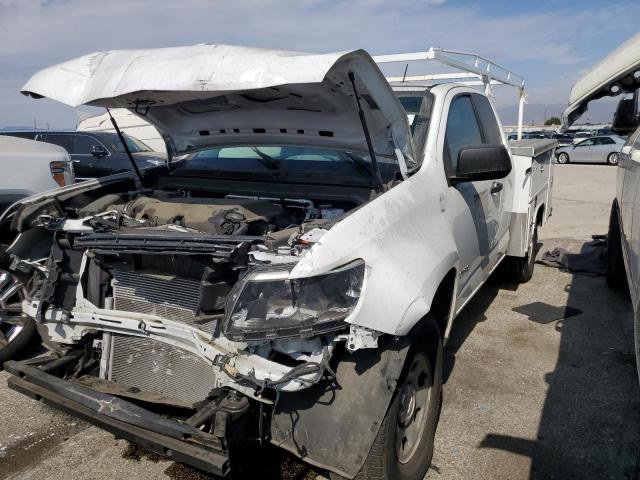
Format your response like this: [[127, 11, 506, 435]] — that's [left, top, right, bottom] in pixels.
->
[[105, 269, 217, 406], [108, 334, 216, 407]]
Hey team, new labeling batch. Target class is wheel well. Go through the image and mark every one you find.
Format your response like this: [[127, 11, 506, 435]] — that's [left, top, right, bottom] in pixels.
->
[[427, 269, 456, 339]]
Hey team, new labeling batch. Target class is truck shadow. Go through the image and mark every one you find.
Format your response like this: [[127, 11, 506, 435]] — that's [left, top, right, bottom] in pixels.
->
[[477, 239, 640, 479]]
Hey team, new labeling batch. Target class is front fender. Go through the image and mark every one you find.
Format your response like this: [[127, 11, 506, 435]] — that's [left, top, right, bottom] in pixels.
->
[[290, 178, 458, 336], [395, 252, 458, 336]]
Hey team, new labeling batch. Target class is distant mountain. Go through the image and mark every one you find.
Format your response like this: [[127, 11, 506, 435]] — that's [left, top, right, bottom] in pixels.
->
[[0, 126, 37, 131]]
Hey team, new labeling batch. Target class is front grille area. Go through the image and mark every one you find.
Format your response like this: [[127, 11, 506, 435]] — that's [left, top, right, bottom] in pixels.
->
[[106, 269, 217, 406], [108, 334, 216, 407], [111, 269, 217, 334]]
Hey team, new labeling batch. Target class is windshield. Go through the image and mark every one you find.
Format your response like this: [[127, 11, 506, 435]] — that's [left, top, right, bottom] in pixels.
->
[[99, 134, 152, 153], [396, 93, 433, 168], [170, 145, 399, 186]]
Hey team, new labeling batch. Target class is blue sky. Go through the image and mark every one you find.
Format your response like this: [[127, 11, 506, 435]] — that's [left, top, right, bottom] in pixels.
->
[[0, 0, 638, 128]]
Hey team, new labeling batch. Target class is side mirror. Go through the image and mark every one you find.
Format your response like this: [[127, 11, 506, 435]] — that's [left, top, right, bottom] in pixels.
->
[[91, 145, 108, 158], [612, 91, 639, 135], [451, 145, 512, 183]]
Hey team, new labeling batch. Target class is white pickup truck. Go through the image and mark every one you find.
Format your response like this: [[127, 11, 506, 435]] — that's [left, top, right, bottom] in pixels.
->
[[0, 136, 74, 367], [3, 45, 553, 479]]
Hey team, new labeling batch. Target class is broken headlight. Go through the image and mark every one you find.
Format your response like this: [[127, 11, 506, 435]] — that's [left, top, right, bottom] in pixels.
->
[[223, 260, 365, 341]]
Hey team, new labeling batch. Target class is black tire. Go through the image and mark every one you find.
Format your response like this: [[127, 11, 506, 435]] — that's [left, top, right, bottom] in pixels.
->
[[606, 201, 628, 291], [357, 329, 443, 480], [505, 226, 538, 284], [557, 152, 570, 164], [0, 315, 37, 367], [607, 152, 619, 166]]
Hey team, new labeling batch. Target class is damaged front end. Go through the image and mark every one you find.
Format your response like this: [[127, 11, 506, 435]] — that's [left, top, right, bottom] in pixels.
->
[[5, 181, 407, 477], [5, 44, 418, 478]]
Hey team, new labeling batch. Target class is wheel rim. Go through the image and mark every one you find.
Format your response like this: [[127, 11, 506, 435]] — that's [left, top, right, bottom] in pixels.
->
[[558, 153, 568, 163], [0, 317, 25, 348], [609, 153, 619, 165], [0, 270, 26, 313], [396, 352, 432, 464]]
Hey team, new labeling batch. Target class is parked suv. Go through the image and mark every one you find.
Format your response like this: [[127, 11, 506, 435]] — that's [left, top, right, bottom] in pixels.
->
[[563, 32, 640, 381], [0, 131, 165, 180]]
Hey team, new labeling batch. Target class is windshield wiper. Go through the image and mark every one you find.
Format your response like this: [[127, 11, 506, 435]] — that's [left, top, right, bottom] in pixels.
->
[[250, 147, 279, 170]]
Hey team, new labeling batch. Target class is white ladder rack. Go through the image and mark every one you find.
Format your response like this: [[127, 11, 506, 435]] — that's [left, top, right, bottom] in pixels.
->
[[373, 47, 526, 139]]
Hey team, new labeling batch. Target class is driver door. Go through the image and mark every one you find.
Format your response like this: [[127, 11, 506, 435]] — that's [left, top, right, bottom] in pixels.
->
[[444, 93, 507, 307], [72, 134, 110, 179]]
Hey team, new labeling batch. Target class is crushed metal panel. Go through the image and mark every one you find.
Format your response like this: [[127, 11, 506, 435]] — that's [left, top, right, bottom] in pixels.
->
[[270, 336, 410, 479]]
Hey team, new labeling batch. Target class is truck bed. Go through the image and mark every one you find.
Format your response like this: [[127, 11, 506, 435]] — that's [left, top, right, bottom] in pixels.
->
[[507, 138, 557, 257]]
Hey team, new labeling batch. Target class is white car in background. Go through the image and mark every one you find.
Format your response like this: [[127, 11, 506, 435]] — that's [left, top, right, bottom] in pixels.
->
[[555, 135, 626, 165], [0, 135, 74, 367], [563, 31, 640, 380]]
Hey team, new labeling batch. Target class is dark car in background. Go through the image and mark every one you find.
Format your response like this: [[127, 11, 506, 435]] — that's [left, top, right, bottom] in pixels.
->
[[0, 131, 166, 180]]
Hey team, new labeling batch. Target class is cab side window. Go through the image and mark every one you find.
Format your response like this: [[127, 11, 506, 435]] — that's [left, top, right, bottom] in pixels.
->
[[596, 137, 615, 145], [74, 135, 103, 155], [470, 93, 502, 144], [444, 95, 483, 177], [39, 134, 74, 153]]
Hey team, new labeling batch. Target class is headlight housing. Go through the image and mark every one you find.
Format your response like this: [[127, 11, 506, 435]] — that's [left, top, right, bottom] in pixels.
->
[[223, 260, 365, 341]]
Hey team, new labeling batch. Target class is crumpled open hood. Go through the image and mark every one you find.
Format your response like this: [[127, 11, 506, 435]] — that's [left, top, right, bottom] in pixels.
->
[[22, 44, 414, 162], [564, 32, 640, 127]]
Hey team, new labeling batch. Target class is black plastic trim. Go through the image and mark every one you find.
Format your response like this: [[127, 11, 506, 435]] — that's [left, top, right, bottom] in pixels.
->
[[5, 360, 230, 476]]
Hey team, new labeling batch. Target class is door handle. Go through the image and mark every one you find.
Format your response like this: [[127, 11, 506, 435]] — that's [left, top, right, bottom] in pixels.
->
[[490, 181, 503, 195], [72, 160, 81, 163]]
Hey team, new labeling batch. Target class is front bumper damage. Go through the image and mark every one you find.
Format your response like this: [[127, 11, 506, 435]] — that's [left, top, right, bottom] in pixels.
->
[[5, 358, 231, 476], [5, 332, 411, 478], [28, 299, 331, 398]]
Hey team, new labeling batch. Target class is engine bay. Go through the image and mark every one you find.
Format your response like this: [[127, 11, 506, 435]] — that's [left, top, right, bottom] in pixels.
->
[[69, 190, 350, 237], [11, 183, 374, 406]]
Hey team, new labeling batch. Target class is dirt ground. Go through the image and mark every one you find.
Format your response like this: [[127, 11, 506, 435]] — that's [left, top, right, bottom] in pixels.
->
[[0, 164, 638, 479]]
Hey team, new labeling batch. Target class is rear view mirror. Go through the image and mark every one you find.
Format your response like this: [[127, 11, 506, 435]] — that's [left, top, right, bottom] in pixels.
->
[[612, 90, 639, 135], [451, 145, 512, 183]]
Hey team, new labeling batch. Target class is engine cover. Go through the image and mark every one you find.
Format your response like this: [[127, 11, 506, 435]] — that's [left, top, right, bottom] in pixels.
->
[[118, 196, 283, 234]]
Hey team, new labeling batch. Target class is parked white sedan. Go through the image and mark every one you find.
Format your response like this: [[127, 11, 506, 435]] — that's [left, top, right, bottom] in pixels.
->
[[556, 135, 625, 165]]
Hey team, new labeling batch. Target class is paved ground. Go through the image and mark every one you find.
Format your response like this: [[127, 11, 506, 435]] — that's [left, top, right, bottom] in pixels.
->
[[0, 164, 639, 479]]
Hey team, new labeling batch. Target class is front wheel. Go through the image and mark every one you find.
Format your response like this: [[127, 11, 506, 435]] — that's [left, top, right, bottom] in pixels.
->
[[0, 266, 37, 367], [557, 152, 569, 164], [358, 339, 443, 480], [0, 315, 37, 367], [607, 152, 619, 166]]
